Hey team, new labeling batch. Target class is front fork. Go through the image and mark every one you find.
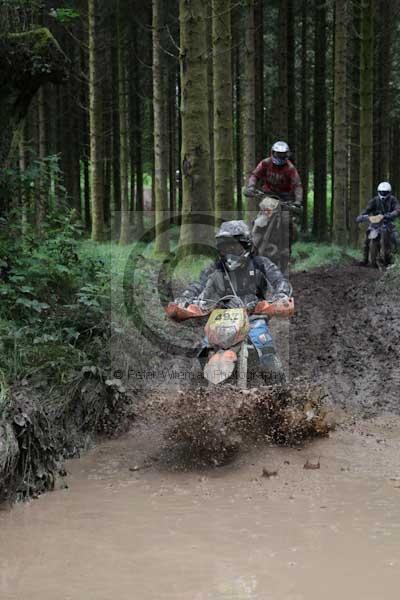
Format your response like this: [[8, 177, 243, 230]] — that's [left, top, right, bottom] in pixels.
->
[[237, 341, 249, 390]]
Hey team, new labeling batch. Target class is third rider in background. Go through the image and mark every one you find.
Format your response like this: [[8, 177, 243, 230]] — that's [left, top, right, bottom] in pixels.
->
[[356, 181, 400, 266]]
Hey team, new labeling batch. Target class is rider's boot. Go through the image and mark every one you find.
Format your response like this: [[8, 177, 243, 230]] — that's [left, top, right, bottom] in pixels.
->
[[259, 347, 286, 385]]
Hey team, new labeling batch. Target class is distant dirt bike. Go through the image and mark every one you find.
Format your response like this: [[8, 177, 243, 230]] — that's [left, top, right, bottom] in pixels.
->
[[363, 214, 393, 269], [245, 188, 301, 273], [166, 293, 294, 389]]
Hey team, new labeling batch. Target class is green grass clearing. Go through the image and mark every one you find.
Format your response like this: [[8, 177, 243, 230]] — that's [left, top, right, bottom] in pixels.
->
[[291, 241, 361, 272]]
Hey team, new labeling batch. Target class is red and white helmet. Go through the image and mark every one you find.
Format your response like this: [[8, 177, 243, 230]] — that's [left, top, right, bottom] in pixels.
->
[[271, 141, 290, 166]]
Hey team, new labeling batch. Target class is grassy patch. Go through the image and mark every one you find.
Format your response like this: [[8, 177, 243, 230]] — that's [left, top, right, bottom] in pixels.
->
[[82, 238, 365, 284], [291, 241, 361, 272], [80, 240, 213, 287]]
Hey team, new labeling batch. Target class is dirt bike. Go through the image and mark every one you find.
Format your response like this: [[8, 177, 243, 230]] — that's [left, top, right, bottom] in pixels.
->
[[245, 188, 301, 272], [366, 215, 393, 269], [166, 293, 294, 389]]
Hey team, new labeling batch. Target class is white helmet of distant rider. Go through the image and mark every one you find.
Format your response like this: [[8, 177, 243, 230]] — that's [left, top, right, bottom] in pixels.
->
[[377, 181, 392, 200], [271, 141, 290, 167]]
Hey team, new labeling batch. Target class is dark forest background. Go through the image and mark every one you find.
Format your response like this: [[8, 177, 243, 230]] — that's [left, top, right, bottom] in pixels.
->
[[1, 0, 398, 248]]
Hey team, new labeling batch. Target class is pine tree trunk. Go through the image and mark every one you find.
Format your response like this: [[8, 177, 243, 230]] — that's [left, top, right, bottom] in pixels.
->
[[19, 124, 28, 234], [332, 0, 348, 245], [37, 86, 47, 228], [276, 0, 288, 141], [179, 0, 211, 247], [118, 2, 131, 245], [168, 65, 177, 215], [233, 5, 243, 217], [88, 0, 105, 241], [359, 0, 374, 226], [207, 2, 215, 211], [80, 46, 91, 232], [348, 1, 361, 246], [83, 124, 91, 232], [375, 0, 391, 181], [153, 0, 170, 252], [313, 0, 327, 240], [212, 0, 234, 221], [128, 39, 136, 219], [241, 0, 257, 215], [133, 23, 144, 238], [177, 62, 183, 215], [65, 40, 82, 216], [110, 16, 121, 238], [254, 0, 264, 161], [103, 126, 111, 227], [287, 0, 296, 152], [299, 0, 310, 233], [329, 2, 336, 238], [390, 120, 400, 193]]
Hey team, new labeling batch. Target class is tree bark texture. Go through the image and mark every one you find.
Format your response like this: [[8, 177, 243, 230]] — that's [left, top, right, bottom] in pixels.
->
[[299, 0, 310, 233], [332, 0, 348, 245], [212, 0, 234, 221], [153, 0, 170, 252], [359, 0, 374, 220], [348, 1, 361, 246], [241, 0, 257, 215], [88, 0, 105, 241], [313, 0, 327, 240], [179, 0, 211, 247], [254, 0, 264, 161]]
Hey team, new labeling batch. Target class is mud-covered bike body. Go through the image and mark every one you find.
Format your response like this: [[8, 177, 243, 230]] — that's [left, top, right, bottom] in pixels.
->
[[367, 215, 393, 269], [166, 294, 294, 389], [245, 188, 301, 273], [357, 213, 394, 269]]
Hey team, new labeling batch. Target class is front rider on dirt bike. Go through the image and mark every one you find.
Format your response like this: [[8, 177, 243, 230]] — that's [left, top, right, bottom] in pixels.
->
[[175, 221, 291, 376], [356, 181, 400, 266]]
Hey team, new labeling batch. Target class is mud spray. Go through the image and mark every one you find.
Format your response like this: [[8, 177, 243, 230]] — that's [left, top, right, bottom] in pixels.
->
[[146, 383, 332, 466]]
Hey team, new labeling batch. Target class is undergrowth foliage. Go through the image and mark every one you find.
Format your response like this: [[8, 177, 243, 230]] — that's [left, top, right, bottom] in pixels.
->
[[0, 210, 136, 501], [0, 210, 110, 390]]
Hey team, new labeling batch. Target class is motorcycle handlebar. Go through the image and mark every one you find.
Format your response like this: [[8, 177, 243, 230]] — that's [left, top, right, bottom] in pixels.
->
[[167, 295, 295, 321], [245, 188, 301, 213], [243, 188, 266, 199]]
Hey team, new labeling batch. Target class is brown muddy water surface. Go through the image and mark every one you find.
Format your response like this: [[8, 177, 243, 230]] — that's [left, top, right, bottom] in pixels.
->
[[1, 415, 400, 600]]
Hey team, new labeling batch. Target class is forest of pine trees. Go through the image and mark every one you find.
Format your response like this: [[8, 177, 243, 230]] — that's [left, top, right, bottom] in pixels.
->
[[1, 0, 400, 247]]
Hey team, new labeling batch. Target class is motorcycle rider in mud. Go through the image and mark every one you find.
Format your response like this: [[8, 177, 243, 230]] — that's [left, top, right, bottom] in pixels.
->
[[175, 220, 291, 377], [244, 141, 303, 267], [356, 181, 400, 266]]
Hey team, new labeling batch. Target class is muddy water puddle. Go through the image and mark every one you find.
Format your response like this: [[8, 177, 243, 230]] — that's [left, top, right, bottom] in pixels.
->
[[1, 415, 400, 600]]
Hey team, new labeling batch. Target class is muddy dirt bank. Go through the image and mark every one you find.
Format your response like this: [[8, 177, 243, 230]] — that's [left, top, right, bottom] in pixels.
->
[[290, 265, 400, 416], [0, 376, 136, 503]]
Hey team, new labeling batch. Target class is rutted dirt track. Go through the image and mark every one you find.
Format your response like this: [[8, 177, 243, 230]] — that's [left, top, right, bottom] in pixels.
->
[[1, 265, 400, 600], [290, 265, 400, 415]]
